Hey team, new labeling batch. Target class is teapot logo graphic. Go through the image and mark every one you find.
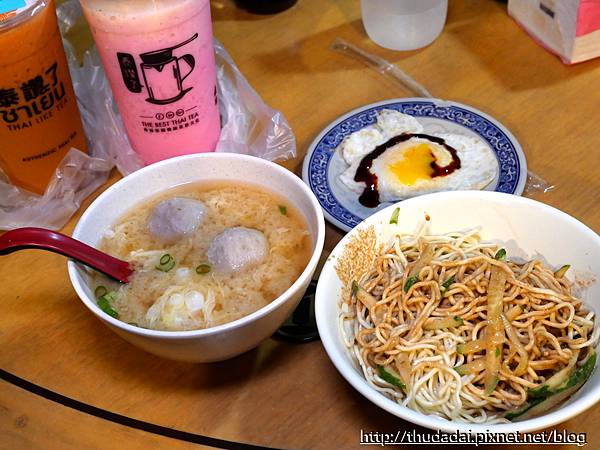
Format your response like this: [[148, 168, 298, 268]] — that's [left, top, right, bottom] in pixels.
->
[[117, 33, 198, 105]]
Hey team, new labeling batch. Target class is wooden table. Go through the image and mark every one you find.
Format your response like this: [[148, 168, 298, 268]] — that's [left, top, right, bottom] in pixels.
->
[[2, 1, 600, 448]]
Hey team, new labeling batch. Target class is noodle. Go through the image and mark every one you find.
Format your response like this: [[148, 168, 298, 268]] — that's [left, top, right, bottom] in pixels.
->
[[338, 225, 598, 423]]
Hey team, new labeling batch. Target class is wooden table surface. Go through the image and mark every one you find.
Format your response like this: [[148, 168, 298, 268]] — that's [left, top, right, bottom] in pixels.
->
[[2, 1, 600, 449]]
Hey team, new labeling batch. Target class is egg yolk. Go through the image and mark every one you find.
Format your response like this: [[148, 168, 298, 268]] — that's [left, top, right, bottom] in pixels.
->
[[388, 144, 435, 186]]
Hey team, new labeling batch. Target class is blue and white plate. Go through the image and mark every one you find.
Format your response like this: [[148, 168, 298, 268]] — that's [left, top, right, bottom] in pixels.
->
[[302, 98, 527, 232]]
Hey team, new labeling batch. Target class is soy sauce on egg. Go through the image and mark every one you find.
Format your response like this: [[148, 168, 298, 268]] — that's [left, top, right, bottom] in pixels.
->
[[354, 133, 461, 207], [337, 110, 499, 208]]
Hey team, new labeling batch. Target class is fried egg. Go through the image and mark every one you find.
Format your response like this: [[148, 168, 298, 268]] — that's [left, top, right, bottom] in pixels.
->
[[340, 109, 423, 165], [338, 110, 498, 204]]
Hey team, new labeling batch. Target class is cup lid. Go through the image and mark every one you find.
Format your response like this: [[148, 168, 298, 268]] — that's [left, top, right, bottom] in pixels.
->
[[0, 0, 44, 29]]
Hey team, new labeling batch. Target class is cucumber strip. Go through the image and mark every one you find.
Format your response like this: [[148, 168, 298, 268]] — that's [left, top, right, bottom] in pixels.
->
[[506, 351, 596, 421], [509, 380, 585, 421], [528, 351, 579, 398], [378, 365, 406, 390], [563, 350, 596, 391]]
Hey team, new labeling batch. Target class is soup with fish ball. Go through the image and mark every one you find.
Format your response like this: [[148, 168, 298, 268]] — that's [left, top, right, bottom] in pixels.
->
[[94, 181, 313, 331]]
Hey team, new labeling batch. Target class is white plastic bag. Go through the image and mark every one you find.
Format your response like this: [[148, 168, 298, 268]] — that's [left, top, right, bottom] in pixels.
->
[[0, 0, 296, 230], [214, 39, 296, 163]]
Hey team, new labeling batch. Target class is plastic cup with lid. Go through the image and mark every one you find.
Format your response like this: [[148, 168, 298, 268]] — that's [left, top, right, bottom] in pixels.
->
[[361, 0, 448, 51]]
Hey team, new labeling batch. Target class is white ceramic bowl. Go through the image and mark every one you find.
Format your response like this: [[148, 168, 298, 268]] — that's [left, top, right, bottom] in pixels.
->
[[69, 153, 325, 363], [316, 191, 600, 433]]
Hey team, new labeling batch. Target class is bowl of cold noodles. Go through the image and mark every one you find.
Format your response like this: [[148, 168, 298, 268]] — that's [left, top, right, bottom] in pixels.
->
[[68, 153, 325, 362], [315, 191, 600, 433]]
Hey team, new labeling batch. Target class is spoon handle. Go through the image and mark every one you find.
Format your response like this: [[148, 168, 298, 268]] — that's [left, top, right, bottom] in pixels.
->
[[0, 227, 133, 283]]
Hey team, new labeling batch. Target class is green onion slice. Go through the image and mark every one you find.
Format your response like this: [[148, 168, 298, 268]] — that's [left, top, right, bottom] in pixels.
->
[[196, 263, 211, 275], [442, 275, 455, 290], [441, 275, 455, 294], [351, 281, 359, 297], [278, 205, 287, 215], [494, 248, 507, 261], [389, 207, 400, 225], [554, 264, 570, 278], [404, 276, 418, 293], [103, 291, 117, 302], [105, 308, 118, 318], [94, 285, 108, 299], [156, 254, 176, 272], [97, 293, 119, 319]]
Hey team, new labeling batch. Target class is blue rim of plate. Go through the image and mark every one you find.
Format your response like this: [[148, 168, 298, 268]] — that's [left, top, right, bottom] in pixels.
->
[[302, 98, 527, 232]]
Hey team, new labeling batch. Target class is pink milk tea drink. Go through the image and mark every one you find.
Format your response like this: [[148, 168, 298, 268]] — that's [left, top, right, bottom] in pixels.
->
[[79, 0, 220, 164]]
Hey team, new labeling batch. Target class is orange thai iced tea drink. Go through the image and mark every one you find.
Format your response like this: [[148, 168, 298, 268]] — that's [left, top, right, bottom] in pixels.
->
[[0, 0, 87, 195]]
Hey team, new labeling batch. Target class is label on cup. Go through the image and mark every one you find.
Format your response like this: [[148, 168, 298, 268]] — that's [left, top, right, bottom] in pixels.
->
[[114, 32, 216, 136]]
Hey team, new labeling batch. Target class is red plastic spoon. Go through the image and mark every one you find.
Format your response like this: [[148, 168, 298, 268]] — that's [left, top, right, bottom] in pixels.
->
[[0, 227, 133, 283]]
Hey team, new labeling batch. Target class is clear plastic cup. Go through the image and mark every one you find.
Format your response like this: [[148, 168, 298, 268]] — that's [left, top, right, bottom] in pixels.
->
[[361, 0, 448, 51], [0, 0, 88, 194], [79, 0, 221, 165]]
